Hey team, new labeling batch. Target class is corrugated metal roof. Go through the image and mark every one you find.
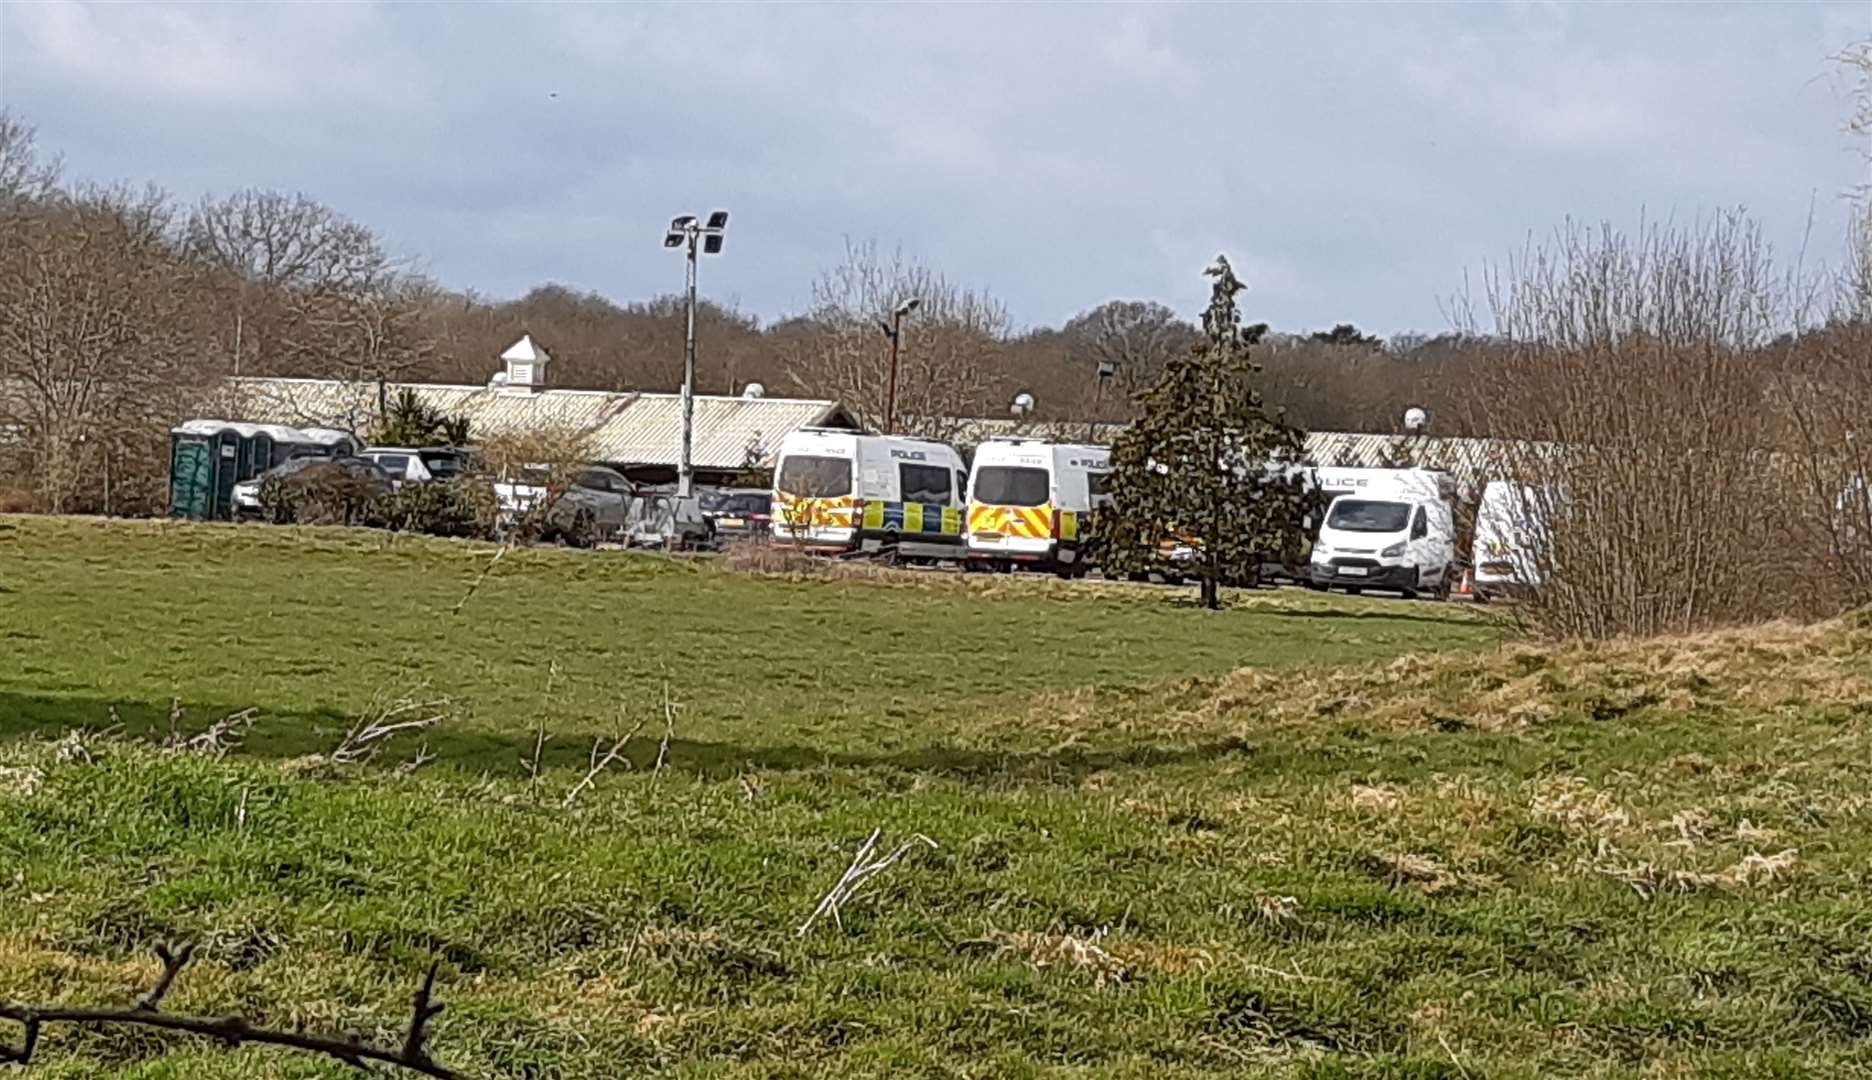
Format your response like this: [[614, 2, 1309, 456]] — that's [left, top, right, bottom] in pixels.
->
[[223, 377, 853, 470]]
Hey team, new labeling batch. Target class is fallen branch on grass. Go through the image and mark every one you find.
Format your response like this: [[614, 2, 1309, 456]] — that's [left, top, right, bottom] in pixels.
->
[[0, 943, 464, 1079], [797, 827, 939, 937], [333, 689, 452, 766], [162, 703, 259, 758]]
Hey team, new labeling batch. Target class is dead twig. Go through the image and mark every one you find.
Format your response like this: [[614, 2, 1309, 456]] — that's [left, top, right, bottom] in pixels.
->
[[450, 543, 509, 617], [332, 688, 451, 766], [524, 663, 556, 797], [0, 943, 464, 1078], [562, 715, 647, 809], [652, 679, 675, 780], [163, 707, 260, 758], [396, 745, 437, 775], [797, 827, 939, 937]]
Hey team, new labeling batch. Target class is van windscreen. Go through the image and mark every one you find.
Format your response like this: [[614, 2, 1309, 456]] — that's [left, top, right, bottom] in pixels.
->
[[777, 455, 852, 498], [1326, 499, 1411, 533], [974, 466, 1049, 507]]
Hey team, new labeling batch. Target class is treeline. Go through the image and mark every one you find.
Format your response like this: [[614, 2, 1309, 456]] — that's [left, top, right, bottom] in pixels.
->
[[4, 102, 1870, 573], [0, 110, 1508, 515]]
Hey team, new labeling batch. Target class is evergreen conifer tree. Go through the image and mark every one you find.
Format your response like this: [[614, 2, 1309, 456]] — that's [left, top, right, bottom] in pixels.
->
[[1092, 256, 1319, 609]]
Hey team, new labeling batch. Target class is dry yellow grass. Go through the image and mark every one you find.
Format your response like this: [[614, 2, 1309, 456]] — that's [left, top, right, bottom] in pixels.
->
[[1204, 609, 1872, 732]]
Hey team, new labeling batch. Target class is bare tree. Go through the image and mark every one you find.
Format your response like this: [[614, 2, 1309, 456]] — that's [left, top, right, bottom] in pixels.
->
[[781, 239, 1009, 438], [1450, 213, 1806, 637], [184, 189, 391, 375], [1060, 300, 1199, 416], [0, 110, 62, 206], [0, 189, 217, 513], [282, 274, 438, 410]]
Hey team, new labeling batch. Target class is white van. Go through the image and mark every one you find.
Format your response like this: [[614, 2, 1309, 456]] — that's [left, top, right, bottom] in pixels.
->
[[1309, 467, 1457, 598], [1472, 480, 1553, 598], [964, 438, 1110, 575], [771, 429, 968, 560]]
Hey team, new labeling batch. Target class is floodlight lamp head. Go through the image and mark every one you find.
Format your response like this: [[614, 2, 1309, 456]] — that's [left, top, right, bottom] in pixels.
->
[[663, 232, 685, 249], [702, 234, 723, 254], [896, 297, 921, 316], [706, 210, 729, 229], [670, 214, 696, 230]]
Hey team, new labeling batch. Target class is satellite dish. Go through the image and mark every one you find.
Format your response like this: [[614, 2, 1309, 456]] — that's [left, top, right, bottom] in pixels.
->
[[1011, 392, 1036, 417], [742, 382, 767, 399], [1403, 406, 1429, 433]]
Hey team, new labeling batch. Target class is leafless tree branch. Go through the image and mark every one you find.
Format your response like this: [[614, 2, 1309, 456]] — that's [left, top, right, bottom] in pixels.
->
[[0, 944, 465, 1078]]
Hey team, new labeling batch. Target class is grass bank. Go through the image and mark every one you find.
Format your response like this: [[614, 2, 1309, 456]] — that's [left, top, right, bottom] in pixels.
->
[[4, 518, 1865, 1077]]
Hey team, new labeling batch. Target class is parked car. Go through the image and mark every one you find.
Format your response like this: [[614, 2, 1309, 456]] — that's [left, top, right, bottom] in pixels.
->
[[233, 455, 394, 521], [358, 446, 472, 488], [697, 487, 774, 545], [626, 490, 711, 550], [494, 465, 634, 545]]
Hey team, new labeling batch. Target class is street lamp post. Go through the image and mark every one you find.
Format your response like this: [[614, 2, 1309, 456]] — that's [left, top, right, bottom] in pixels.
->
[[1091, 359, 1117, 442], [877, 297, 920, 435], [664, 210, 729, 497]]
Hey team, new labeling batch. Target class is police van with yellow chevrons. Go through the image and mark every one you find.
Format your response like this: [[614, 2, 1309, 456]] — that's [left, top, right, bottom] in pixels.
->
[[965, 437, 1111, 577], [770, 428, 968, 561]]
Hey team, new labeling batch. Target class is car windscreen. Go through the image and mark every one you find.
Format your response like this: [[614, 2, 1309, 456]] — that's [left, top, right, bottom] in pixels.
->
[[776, 455, 852, 498], [419, 451, 463, 479], [1325, 498, 1411, 533], [708, 493, 769, 516], [972, 466, 1050, 507], [267, 457, 325, 478]]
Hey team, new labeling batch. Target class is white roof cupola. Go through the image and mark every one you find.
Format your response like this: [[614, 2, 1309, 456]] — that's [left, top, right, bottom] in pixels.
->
[[498, 334, 552, 394]]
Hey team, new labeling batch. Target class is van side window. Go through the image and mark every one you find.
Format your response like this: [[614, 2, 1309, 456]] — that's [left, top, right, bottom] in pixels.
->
[[1087, 471, 1111, 502], [900, 463, 951, 504], [1410, 507, 1428, 540]]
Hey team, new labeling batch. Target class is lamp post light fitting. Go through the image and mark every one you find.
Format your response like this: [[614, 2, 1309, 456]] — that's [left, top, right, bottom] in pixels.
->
[[662, 210, 729, 497]]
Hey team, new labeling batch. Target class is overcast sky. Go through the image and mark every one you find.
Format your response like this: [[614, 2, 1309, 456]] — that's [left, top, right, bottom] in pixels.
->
[[2, 2, 1866, 336]]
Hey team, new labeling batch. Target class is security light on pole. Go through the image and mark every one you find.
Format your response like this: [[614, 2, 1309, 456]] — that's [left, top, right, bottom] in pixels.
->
[[663, 210, 729, 497], [879, 296, 921, 435]]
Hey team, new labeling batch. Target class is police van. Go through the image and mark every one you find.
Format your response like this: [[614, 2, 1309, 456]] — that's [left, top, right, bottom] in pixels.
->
[[965, 437, 1111, 575], [1308, 466, 1458, 599], [770, 429, 968, 560]]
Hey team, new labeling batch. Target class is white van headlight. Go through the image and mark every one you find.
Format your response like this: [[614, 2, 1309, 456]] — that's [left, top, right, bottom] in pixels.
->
[[1381, 541, 1406, 559], [1310, 546, 1330, 562]]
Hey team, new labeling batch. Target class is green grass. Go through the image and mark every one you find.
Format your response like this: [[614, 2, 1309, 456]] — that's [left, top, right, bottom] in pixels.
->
[[1, 516, 1867, 1078]]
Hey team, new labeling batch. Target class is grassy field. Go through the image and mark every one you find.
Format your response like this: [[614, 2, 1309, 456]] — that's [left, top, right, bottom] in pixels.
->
[[1, 516, 1868, 1078]]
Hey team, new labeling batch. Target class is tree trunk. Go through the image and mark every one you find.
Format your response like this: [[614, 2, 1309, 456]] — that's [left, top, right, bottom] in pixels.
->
[[1201, 575, 1220, 610]]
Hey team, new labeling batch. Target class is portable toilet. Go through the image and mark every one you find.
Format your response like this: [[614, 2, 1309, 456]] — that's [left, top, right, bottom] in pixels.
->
[[168, 420, 357, 521]]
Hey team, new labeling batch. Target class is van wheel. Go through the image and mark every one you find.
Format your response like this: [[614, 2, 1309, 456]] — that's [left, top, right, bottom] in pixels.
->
[[1430, 566, 1454, 602]]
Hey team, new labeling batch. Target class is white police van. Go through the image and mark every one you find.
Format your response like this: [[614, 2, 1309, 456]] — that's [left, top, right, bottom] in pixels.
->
[[1308, 466, 1457, 599], [770, 429, 968, 560]]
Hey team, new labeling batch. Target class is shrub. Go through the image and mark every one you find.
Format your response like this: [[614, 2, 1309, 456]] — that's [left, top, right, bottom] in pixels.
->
[[372, 478, 500, 540], [258, 463, 381, 527]]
